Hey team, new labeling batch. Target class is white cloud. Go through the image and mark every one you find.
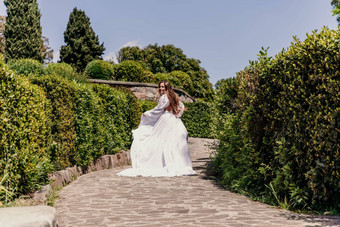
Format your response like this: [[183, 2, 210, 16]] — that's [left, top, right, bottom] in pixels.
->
[[121, 40, 143, 49], [104, 40, 144, 64], [103, 51, 118, 64]]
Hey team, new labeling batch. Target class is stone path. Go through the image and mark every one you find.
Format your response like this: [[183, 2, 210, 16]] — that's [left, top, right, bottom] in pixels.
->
[[54, 138, 340, 227]]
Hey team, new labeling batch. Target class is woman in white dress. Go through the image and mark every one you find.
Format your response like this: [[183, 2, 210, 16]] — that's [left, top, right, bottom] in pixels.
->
[[118, 81, 196, 177]]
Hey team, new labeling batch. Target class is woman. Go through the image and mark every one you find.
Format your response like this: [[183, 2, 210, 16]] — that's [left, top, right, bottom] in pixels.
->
[[118, 81, 196, 177]]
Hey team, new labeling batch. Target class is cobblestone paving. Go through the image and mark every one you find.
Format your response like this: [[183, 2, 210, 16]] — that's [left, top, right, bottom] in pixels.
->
[[55, 138, 340, 227]]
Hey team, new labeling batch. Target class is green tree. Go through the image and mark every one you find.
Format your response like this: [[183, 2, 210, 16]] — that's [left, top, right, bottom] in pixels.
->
[[4, 0, 43, 62], [42, 36, 53, 64], [0, 15, 53, 62], [332, 0, 340, 25], [59, 8, 105, 72], [0, 16, 5, 54], [117, 44, 213, 100]]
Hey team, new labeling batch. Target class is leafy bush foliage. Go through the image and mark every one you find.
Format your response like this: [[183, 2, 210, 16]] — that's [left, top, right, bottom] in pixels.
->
[[1, 59, 142, 204], [168, 71, 194, 94], [92, 85, 142, 151], [115, 60, 150, 82], [117, 44, 214, 100], [211, 27, 340, 212], [154, 71, 194, 95], [137, 99, 157, 113], [45, 62, 85, 83], [30, 74, 77, 170], [154, 72, 169, 84], [0, 63, 52, 200], [214, 77, 238, 115], [181, 101, 218, 138], [7, 58, 44, 76], [84, 60, 114, 80]]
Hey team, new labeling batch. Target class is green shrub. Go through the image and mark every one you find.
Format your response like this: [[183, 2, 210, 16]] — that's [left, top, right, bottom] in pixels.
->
[[45, 62, 86, 83], [168, 70, 194, 94], [92, 85, 142, 150], [71, 82, 106, 166], [154, 72, 168, 84], [115, 60, 148, 82], [0, 64, 52, 201], [30, 74, 77, 170], [7, 58, 44, 76], [137, 99, 157, 113], [0, 60, 145, 204], [84, 60, 114, 80], [142, 70, 156, 83], [181, 101, 218, 138], [211, 27, 340, 212], [214, 77, 238, 115], [261, 28, 340, 211]]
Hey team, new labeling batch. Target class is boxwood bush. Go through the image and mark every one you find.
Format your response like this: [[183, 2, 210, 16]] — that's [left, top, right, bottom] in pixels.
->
[[30, 74, 77, 170], [84, 60, 115, 80], [137, 99, 157, 113], [1, 58, 143, 204], [168, 71, 194, 95], [0, 62, 52, 201], [45, 62, 86, 83], [7, 58, 45, 76], [115, 60, 153, 82], [92, 85, 142, 151], [181, 101, 218, 139], [211, 27, 340, 213]]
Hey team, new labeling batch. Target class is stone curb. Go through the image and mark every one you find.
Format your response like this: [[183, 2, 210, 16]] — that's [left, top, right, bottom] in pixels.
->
[[33, 150, 131, 203], [0, 151, 131, 227]]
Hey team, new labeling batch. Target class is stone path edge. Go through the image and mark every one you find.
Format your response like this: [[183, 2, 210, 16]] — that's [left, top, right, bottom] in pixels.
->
[[32, 150, 131, 204]]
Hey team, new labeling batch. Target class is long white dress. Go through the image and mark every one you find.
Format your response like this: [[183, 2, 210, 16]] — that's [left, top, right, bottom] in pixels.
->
[[117, 94, 196, 177]]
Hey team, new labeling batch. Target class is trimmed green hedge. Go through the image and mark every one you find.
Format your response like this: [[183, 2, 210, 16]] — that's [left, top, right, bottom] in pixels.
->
[[30, 74, 77, 170], [7, 59, 45, 76], [92, 85, 141, 151], [182, 101, 218, 138], [45, 62, 86, 83], [1, 60, 142, 204], [211, 27, 340, 213], [137, 99, 157, 113], [0, 63, 52, 200]]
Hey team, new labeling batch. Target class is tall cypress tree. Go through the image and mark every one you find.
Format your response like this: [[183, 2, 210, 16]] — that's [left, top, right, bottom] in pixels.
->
[[4, 0, 43, 62], [60, 8, 105, 72], [332, 0, 340, 26]]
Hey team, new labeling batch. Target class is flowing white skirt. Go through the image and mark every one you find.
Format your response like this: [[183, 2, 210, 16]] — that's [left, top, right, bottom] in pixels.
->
[[117, 111, 196, 177]]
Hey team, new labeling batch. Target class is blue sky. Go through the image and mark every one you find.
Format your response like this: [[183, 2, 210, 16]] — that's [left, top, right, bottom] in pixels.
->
[[0, 0, 338, 85]]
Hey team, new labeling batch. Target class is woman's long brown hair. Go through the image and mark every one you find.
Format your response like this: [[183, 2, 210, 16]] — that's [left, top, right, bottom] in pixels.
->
[[158, 80, 180, 115]]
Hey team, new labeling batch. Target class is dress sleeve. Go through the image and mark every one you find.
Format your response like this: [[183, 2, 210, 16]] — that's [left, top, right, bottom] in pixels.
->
[[140, 94, 169, 126], [176, 101, 185, 118]]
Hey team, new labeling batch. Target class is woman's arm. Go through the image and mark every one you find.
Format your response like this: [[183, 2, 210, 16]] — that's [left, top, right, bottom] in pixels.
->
[[140, 94, 169, 125]]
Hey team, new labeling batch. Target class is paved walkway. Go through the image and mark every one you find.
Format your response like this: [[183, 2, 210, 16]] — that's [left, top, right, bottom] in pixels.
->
[[54, 138, 340, 227]]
